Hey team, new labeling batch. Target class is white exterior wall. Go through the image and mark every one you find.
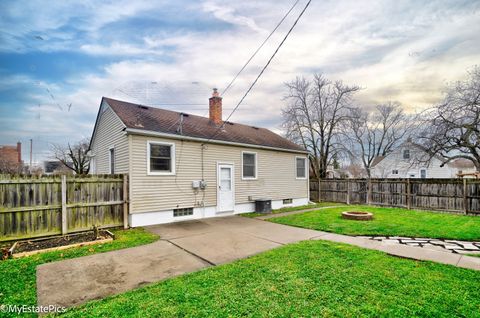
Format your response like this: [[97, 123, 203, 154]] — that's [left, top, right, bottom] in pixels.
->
[[90, 101, 129, 174], [128, 134, 309, 226], [371, 143, 474, 178]]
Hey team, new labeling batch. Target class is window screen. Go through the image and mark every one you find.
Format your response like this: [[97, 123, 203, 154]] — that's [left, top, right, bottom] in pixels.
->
[[296, 158, 306, 178], [150, 144, 172, 172], [242, 152, 256, 178]]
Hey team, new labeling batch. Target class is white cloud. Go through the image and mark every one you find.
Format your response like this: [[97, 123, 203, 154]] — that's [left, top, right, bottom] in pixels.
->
[[1, 0, 480, 161], [202, 1, 267, 34]]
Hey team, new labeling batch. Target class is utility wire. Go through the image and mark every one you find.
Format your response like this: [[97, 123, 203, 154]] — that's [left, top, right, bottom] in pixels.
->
[[206, 0, 312, 142], [220, 0, 301, 96]]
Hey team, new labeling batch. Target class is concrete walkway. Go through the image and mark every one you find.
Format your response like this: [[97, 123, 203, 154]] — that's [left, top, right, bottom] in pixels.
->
[[37, 215, 480, 310], [256, 205, 347, 220]]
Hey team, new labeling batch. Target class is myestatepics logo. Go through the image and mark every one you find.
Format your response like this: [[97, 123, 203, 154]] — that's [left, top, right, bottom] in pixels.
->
[[0, 304, 66, 314]]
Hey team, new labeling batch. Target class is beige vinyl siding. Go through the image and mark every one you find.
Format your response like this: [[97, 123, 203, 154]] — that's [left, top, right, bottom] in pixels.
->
[[130, 134, 308, 214], [90, 102, 129, 174]]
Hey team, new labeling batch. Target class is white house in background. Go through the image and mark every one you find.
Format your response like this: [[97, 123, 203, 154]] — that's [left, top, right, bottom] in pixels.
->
[[89, 90, 309, 226], [371, 140, 476, 178]]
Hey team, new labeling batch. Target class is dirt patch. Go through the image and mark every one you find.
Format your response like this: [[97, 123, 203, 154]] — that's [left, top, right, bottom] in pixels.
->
[[14, 230, 112, 253]]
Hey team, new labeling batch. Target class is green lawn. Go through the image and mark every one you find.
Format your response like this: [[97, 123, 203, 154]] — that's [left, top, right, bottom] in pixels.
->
[[270, 206, 480, 240], [242, 201, 344, 218], [0, 228, 158, 318], [58, 240, 480, 318]]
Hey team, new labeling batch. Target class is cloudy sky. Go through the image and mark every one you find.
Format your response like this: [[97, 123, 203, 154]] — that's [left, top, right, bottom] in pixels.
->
[[1, 0, 479, 163]]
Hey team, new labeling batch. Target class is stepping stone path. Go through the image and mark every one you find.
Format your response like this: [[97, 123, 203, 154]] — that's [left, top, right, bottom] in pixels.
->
[[356, 236, 480, 255]]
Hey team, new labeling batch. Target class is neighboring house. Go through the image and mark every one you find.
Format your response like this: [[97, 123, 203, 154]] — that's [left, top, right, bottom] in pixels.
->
[[0, 142, 22, 172], [44, 160, 73, 175], [325, 164, 368, 179], [371, 140, 476, 178], [89, 90, 309, 226]]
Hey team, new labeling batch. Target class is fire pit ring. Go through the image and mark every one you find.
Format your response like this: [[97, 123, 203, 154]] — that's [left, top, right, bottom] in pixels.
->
[[341, 211, 373, 221]]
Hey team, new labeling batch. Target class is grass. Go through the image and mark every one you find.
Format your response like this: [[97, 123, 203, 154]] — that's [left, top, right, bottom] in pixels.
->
[[241, 201, 344, 218], [57, 240, 480, 318], [0, 228, 158, 318], [270, 205, 480, 241]]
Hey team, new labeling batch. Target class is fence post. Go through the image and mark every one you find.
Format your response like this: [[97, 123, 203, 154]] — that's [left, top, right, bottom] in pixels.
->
[[61, 175, 67, 235], [346, 179, 350, 205], [318, 179, 321, 202], [123, 174, 129, 229], [463, 178, 468, 214], [367, 178, 372, 205], [406, 178, 411, 210]]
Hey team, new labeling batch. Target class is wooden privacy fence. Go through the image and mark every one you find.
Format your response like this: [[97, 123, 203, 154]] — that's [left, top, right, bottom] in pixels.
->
[[310, 178, 480, 215], [0, 174, 128, 242]]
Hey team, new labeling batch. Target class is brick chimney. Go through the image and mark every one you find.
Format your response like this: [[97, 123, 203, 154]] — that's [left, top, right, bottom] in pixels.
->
[[209, 88, 222, 125], [16, 142, 21, 164]]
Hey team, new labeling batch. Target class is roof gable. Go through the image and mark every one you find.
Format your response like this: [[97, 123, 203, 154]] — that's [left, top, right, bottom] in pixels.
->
[[102, 97, 306, 153]]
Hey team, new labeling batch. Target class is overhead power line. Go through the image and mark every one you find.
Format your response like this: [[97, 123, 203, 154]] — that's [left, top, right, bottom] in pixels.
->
[[206, 0, 312, 142], [220, 0, 301, 96]]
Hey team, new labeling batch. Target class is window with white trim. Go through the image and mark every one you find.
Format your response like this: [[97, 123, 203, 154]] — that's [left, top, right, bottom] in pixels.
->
[[392, 169, 398, 175], [296, 157, 307, 179], [148, 141, 175, 175], [420, 168, 427, 179], [242, 152, 257, 179], [109, 147, 115, 174], [403, 149, 410, 159]]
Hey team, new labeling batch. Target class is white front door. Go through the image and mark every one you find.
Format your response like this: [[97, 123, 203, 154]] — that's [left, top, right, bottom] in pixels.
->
[[217, 163, 234, 212]]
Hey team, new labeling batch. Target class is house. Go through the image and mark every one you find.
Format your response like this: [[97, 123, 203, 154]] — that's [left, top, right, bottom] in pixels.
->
[[89, 90, 309, 226], [371, 139, 476, 178], [44, 160, 73, 175], [0, 142, 22, 173]]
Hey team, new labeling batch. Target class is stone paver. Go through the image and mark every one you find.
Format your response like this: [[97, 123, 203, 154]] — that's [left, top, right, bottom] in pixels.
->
[[358, 236, 480, 254]]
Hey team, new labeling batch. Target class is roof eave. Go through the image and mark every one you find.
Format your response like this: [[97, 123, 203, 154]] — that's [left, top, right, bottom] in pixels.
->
[[125, 128, 309, 154]]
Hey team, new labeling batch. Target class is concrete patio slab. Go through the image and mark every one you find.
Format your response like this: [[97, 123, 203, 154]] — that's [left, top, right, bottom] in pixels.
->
[[237, 221, 328, 244], [170, 230, 281, 265], [36, 215, 480, 311], [37, 240, 209, 309]]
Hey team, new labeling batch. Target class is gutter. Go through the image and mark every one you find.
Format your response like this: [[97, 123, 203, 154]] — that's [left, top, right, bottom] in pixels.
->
[[124, 128, 309, 154]]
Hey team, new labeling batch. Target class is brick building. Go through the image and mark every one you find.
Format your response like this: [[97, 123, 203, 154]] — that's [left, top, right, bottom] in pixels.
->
[[0, 142, 22, 172]]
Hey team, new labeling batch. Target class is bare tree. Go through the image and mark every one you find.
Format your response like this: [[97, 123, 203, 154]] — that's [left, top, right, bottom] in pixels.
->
[[341, 102, 415, 177], [0, 159, 23, 174], [419, 66, 480, 171], [282, 74, 360, 178], [52, 138, 91, 174]]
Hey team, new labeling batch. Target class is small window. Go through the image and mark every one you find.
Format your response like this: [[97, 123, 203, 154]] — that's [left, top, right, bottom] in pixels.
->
[[420, 169, 427, 179], [173, 207, 193, 217], [283, 198, 293, 204], [409, 174, 416, 178], [392, 169, 398, 175], [296, 157, 307, 179], [242, 152, 257, 179], [148, 141, 175, 175], [109, 147, 115, 174], [403, 149, 410, 159]]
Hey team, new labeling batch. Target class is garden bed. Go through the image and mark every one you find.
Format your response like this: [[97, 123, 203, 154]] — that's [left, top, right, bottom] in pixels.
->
[[6, 229, 115, 259]]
